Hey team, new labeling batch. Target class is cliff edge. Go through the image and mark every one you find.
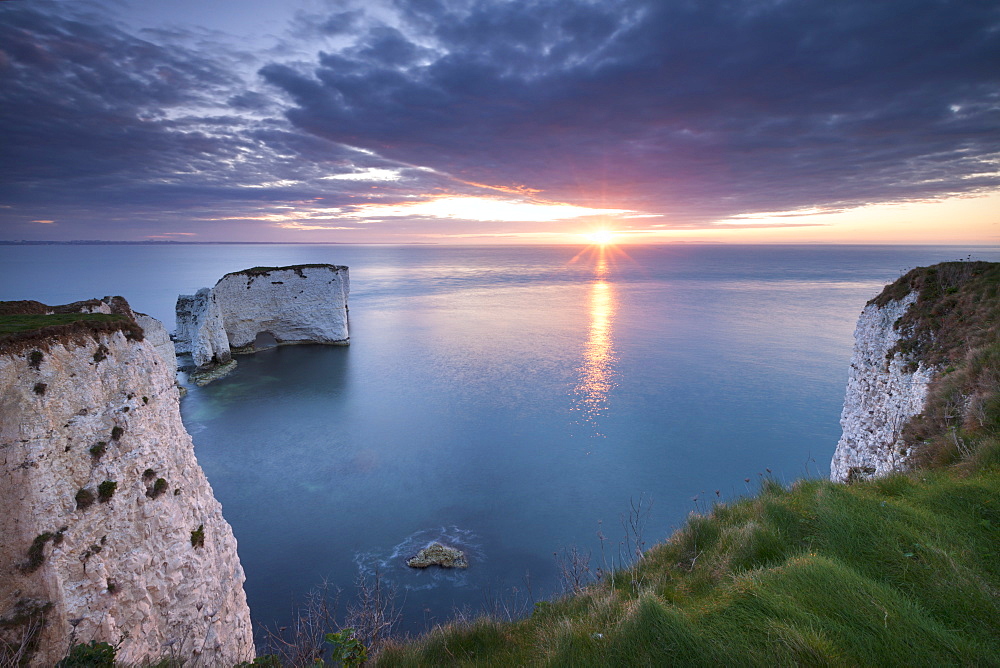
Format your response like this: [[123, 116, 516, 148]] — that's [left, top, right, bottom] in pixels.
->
[[832, 261, 1000, 482], [0, 299, 253, 665]]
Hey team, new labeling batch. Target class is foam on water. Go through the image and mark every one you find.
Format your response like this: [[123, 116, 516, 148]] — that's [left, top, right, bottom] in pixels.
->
[[354, 526, 486, 592]]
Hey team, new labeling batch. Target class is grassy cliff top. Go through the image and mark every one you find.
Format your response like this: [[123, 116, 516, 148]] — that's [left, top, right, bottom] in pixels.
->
[[220, 264, 348, 280], [872, 261, 1000, 368], [0, 300, 142, 355]]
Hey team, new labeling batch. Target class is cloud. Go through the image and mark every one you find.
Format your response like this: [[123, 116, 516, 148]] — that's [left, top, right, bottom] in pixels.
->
[[263, 0, 1000, 223], [0, 1, 423, 235], [1, 0, 998, 240]]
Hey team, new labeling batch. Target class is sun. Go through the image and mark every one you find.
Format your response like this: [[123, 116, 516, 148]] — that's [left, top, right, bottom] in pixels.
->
[[585, 230, 616, 245]]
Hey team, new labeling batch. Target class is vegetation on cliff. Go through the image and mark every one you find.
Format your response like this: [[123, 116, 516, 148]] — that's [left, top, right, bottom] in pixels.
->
[[222, 264, 346, 281], [0, 300, 141, 356], [872, 261, 1000, 471]]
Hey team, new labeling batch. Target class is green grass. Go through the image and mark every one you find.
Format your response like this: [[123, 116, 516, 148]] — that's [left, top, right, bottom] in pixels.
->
[[0, 313, 127, 336], [377, 468, 1000, 666]]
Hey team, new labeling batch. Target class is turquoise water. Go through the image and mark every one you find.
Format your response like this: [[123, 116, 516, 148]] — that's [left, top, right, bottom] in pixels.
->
[[3, 243, 998, 637]]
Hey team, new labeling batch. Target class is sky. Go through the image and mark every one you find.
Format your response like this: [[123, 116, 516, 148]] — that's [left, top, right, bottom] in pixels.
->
[[0, 0, 998, 244]]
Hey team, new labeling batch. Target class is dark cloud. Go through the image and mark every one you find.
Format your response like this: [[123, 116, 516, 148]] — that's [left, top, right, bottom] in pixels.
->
[[1, 0, 997, 240], [0, 1, 418, 238], [265, 0, 1000, 221]]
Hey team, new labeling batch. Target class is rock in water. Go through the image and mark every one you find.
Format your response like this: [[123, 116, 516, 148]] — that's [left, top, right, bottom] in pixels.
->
[[406, 542, 469, 569], [174, 264, 349, 382], [213, 264, 349, 350]]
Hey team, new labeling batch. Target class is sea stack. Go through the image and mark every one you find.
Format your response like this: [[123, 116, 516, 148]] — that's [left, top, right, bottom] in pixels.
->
[[0, 298, 253, 665], [175, 264, 349, 383]]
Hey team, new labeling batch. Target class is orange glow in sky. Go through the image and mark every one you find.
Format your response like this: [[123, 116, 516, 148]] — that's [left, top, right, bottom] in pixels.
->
[[206, 188, 999, 245]]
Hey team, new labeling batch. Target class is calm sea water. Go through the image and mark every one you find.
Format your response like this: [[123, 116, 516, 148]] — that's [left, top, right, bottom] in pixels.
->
[[3, 243, 998, 638]]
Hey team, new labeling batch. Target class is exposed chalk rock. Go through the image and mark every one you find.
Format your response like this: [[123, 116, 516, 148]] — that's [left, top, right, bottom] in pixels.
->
[[0, 299, 253, 666], [174, 288, 231, 370], [134, 313, 176, 372], [213, 264, 349, 351], [173, 265, 349, 381], [406, 542, 469, 569], [830, 292, 934, 483]]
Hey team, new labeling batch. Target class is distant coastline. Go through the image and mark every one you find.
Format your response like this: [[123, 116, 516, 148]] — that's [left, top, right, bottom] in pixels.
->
[[0, 240, 439, 245]]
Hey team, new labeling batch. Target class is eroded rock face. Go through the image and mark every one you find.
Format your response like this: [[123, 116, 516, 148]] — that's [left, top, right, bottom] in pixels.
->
[[134, 313, 176, 372], [173, 265, 349, 377], [213, 265, 350, 351], [174, 288, 232, 370], [406, 542, 469, 569], [830, 293, 934, 483], [0, 304, 253, 665]]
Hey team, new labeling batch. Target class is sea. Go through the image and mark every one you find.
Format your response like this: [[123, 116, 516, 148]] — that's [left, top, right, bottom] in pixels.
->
[[3, 243, 998, 640]]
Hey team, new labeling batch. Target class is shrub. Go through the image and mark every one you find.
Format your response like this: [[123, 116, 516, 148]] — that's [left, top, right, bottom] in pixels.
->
[[32, 382, 46, 396], [142, 468, 156, 480], [56, 640, 117, 667], [75, 488, 95, 510], [28, 350, 43, 369], [92, 345, 108, 363], [110, 426, 123, 441], [190, 524, 205, 548], [142, 396, 149, 404], [21, 533, 54, 573], [326, 628, 368, 667], [147, 478, 169, 499], [97, 480, 117, 503], [89, 442, 106, 458]]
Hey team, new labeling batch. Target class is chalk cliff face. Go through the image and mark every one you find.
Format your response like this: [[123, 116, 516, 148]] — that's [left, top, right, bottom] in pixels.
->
[[174, 288, 232, 370], [0, 305, 252, 665], [214, 265, 350, 350], [135, 313, 177, 371], [175, 264, 349, 373], [831, 293, 935, 482]]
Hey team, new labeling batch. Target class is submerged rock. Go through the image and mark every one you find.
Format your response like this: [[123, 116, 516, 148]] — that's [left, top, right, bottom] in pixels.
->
[[406, 542, 469, 569], [188, 359, 238, 386]]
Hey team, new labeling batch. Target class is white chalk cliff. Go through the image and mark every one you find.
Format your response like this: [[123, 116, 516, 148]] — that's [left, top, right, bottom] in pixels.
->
[[0, 302, 253, 665], [174, 288, 232, 370], [830, 292, 935, 483], [135, 312, 177, 372], [175, 264, 349, 372]]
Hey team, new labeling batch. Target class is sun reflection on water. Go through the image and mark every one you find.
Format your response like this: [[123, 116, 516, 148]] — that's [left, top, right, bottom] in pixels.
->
[[572, 247, 617, 436]]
